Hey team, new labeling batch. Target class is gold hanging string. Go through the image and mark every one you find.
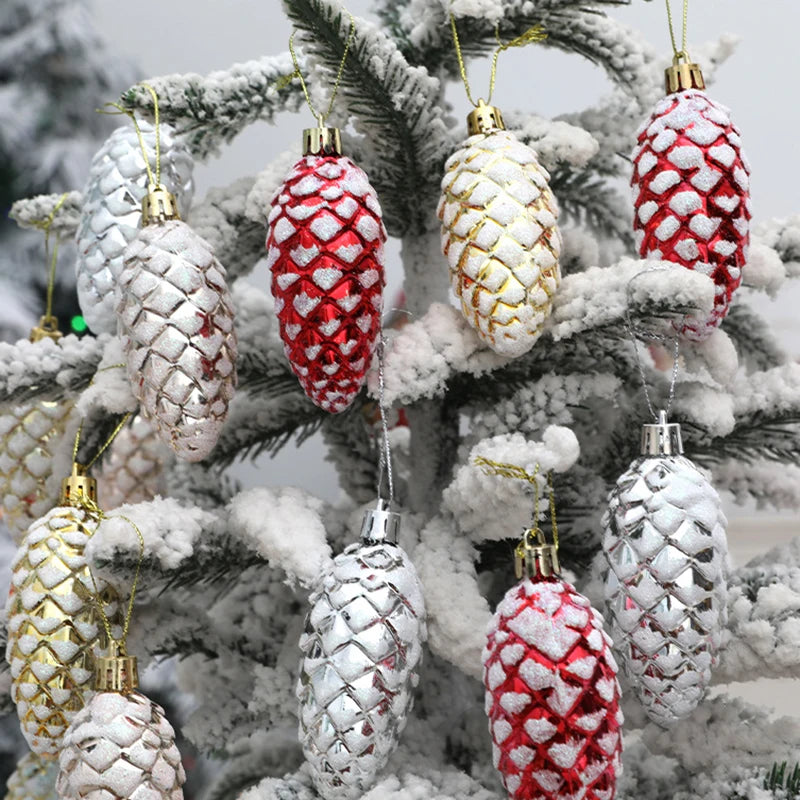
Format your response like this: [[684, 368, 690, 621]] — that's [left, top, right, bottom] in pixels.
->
[[27, 192, 69, 328], [450, 14, 547, 106], [665, 0, 690, 60], [547, 471, 559, 551], [98, 83, 162, 187], [287, 14, 356, 124]]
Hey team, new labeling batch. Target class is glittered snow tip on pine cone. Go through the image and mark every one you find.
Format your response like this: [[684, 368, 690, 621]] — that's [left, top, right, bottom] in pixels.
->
[[439, 129, 562, 358], [267, 154, 386, 414], [57, 690, 186, 800], [632, 89, 751, 341], [6, 506, 119, 756], [118, 219, 237, 462], [483, 575, 623, 800], [603, 452, 728, 727], [0, 397, 72, 543], [297, 536, 426, 799], [76, 120, 194, 335]]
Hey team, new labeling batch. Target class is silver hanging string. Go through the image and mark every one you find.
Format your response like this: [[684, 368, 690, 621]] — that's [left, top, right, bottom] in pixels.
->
[[624, 266, 683, 422], [375, 334, 394, 506]]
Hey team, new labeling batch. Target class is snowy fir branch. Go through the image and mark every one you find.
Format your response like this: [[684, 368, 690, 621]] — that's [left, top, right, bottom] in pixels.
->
[[9, 191, 83, 238], [284, 0, 449, 236], [119, 54, 305, 160]]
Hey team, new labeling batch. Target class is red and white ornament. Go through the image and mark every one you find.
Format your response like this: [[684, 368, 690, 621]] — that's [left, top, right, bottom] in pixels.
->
[[266, 127, 385, 413], [632, 64, 751, 341], [484, 536, 623, 800]]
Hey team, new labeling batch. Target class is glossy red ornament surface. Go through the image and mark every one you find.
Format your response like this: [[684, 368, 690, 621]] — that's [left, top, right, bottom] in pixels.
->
[[632, 89, 751, 340], [266, 154, 386, 413], [483, 574, 623, 800]]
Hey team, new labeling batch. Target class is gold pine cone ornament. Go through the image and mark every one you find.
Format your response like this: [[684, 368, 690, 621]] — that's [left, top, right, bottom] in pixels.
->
[[5, 466, 119, 756], [438, 101, 562, 357]]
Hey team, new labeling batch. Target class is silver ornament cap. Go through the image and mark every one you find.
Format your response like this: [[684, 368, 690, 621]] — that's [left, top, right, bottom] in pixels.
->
[[360, 498, 400, 545], [641, 409, 683, 456]]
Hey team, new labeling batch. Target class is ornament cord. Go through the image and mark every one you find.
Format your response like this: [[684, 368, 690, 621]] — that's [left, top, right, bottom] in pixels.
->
[[288, 13, 355, 125], [375, 335, 394, 506], [665, 0, 690, 60], [624, 267, 682, 422], [450, 15, 547, 106]]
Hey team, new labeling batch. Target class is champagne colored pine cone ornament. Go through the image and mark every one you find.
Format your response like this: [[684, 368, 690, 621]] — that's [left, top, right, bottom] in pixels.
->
[[118, 193, 237, 462], [0, 324, 72, 543], [632, 61, 751, 341], [297, 503, 426, 799], [58, 689, 185, 799], [96, 414, 170, 509], [603, 413, 728, 726], [5, 469, 119, 756], [484, 538, 623, 800], [266, 126, 385, 413], [5, 751, 58, 800], [75, 120, 194, 334], [438, 101, 562, 357]]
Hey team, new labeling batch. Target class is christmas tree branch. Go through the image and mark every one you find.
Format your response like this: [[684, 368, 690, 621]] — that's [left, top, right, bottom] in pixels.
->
[[119, 54, 305, 160], [754, 214, 800, 279], [9, 191, 82, 237], [283, 0, 449, 237]]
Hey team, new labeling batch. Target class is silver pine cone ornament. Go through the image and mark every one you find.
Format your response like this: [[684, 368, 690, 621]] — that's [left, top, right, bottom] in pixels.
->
[[75, 120, 194, 334], [6, 466, 119, 756], [0, 321, 72, 543], [602, 412, 728, 726], [57, 647, 186, 800], [438, 101, 562, 357], [5, 751, 58, 800], [118, 187, 237, 462], [96, 414, 170, 509], [297, 502, 426, 799]]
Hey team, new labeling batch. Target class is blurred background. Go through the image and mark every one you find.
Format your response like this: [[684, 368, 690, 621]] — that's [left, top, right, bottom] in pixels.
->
[[0, 1, 798, 773]]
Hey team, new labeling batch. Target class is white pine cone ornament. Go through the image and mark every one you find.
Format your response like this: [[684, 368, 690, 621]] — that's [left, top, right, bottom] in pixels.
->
[[484, 536, 623, 800], [631, 62, 751, 340], [57, 650, 185, 800], [438, 101, 562, 357], [75, 120, 194, 334], [266, 127, 385, 413], [0, 324, 72, 543], [297, 503, 426, 799], [5, 467, 119, 756], [118, 189, 237, 463], [96, 414, 170, 509], [602, 412, 728, 726], [5, 751, 58, 800]]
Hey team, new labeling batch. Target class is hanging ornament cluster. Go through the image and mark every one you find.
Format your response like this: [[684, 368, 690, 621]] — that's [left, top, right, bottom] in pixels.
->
[[438, 20, 562, 358], [96, 413, 169, 509], [631, 51, 751, 340], [75, 119, 194, 335], [297, 501, 426, 799], [603, 411, 728, 726], [479, 462, 623, 800], [117, 92, 237, 463], [0, 320, 72, 543], [266, 24, 385, 414], [5, 751, 58, 800], [5, 465, 119, 756], [57, 644, 186, 800]]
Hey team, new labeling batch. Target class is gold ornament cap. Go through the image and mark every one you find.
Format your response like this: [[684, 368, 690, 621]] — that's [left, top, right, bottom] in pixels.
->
[[665, 55, 705, 94], [303, 125, 342, 156], [141, 184, 181, 225], [515, 528, 560, 580], [60, 463, 98, 507], [29, 315, 62, 343], [467, 99, 506, 136], [95, 642, 139, 694], [641, 409, 684, 456]]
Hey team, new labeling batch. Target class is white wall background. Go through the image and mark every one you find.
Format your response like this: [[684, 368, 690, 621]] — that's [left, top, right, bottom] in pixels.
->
[[92, 2, 799, 533]]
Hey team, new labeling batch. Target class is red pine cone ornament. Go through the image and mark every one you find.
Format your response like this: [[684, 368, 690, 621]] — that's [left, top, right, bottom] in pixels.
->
[[266, 127, 385, 413], [484, 537, 623, 800], [632, 62, 751, 340]]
